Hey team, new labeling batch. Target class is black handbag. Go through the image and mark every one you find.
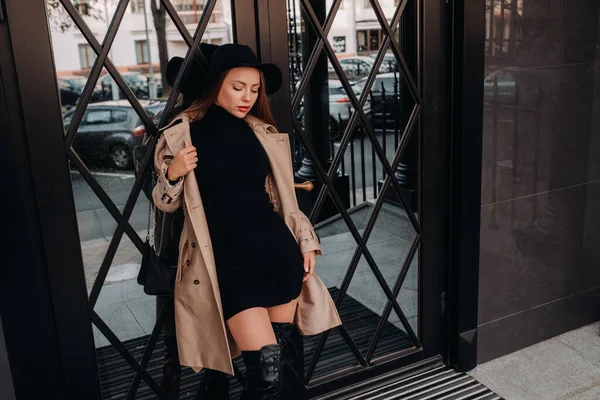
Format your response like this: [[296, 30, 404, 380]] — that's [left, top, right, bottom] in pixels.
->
[[137, 202, 178, 296], [137, 241, 176, 296]]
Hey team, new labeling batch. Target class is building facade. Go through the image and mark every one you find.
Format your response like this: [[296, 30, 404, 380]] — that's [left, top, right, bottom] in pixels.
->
[[52, 0, 232, 76]]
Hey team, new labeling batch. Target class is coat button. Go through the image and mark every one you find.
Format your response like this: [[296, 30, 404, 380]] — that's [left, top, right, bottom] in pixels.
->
[[186, 260, 190, 266], [191, 242, 196, 248], [193, 280, 200, 285]]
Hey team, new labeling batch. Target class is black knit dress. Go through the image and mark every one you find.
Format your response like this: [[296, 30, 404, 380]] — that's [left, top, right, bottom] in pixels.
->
[[190, 104, 305, 321]]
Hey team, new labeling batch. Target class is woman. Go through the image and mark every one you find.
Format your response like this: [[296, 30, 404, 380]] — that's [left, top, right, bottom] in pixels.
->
[[152, 43, 341, 399]]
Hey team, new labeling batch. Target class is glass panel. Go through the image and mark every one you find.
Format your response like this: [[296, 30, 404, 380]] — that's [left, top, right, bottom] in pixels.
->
[[288, 0, 421, 381], [366, 204, 419, 358], [92, 232, 148, 348], [342, 254, 392, 353]]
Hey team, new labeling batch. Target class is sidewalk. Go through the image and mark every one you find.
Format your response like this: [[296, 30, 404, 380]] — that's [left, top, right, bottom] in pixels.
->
[[469, 322, 600, 400]]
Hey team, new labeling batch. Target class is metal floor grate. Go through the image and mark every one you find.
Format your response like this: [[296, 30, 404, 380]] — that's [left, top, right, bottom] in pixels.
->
[[348, 364, 503, 400], [96, 287, 412, 399]]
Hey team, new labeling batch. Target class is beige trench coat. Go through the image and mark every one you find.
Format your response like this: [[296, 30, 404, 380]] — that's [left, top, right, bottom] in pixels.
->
[[152, 114, 342, 376]]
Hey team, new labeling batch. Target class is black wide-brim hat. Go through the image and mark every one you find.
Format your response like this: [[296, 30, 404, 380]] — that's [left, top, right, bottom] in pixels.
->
[[166, 43, 282, 96], [165, 42, 219, 96]]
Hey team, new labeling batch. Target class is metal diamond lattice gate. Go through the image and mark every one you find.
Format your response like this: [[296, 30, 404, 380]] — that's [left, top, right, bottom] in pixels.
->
[[47, 0, 423, 398]]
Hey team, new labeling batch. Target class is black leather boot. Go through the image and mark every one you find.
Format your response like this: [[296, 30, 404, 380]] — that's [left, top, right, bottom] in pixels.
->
[[157, 297, 181, 399], [272, 323, 306, 400], [240, 344, 284, 399], [194, 368, 230, 400], [160, 335, 182, 400]]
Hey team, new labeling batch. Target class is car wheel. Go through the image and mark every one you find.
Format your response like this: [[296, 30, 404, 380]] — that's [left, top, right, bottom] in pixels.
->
[[109, 145, 131, 170]]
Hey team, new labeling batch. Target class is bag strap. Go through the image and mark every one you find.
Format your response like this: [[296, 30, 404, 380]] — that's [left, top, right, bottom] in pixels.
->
[[145, 187, 157, 248]]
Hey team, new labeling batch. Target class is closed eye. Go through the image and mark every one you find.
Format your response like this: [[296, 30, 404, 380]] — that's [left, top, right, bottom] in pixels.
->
[[234, 87, 259, 94]]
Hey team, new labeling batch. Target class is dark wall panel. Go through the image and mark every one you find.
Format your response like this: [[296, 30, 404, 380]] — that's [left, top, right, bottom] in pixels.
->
[[0, 317, 15, 400], [478, 0, 600, 363]]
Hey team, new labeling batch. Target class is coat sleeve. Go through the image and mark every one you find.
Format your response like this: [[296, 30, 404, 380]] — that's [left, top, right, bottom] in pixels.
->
[[296, 211, 322, 256], [152, 134, 184, 213]]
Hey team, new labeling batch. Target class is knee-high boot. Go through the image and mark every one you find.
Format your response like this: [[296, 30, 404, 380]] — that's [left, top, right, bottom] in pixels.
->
[[272, 323, 306, 400], [160, 335, 182, 399], [240, 344, 284, 399], [157, 297, 181, 399]]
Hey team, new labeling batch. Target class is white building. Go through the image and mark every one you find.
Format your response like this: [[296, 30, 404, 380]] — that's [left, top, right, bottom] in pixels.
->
[[49, 0, 396, 76], [323, 0, 398, 57], [51, 0, 232, 76]]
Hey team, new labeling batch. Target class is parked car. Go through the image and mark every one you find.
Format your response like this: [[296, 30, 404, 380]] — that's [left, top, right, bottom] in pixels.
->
[[63, 100, 166, 169], [328, 56, 388, 82], [328, 79, 372, 137], [295, 80, 371, 139], [368, 51, 399, 73], [98, 72, 163, 101], [57, 75, 103, 108], [353, 72, 403, 130]]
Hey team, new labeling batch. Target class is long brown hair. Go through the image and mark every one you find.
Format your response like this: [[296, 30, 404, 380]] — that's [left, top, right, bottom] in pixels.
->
[[179, 69, 277, 127]]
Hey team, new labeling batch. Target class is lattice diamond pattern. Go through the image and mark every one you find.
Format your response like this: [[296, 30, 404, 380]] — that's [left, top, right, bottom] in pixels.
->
[[288, 0, 423, 381]]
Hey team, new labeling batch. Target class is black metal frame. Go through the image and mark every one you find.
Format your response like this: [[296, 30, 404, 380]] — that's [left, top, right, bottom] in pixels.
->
[[445, 0, 486, 371], [0, 0, 102, 398], [0, 0, 476, 397]]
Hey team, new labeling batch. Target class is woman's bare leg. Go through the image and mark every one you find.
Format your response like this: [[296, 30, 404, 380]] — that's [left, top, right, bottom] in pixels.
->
[[230, 308, 284, 398], [226, 307, 276, 350], [267, 298, 298, 323]]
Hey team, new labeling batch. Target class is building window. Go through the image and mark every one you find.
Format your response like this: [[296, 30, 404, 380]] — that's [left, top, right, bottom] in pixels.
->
[[369, 30, 380, 50], [73, 0, 92, 14], [333, 36, 346, 53], [130, 0, 145, 13], [135, 40, 150, 64], [173, 0, 205, 12], [78, 43, 96, 69], [357, 29, 383, 55]]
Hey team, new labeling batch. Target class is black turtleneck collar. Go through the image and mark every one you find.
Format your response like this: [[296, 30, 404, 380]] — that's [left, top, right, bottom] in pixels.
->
[[204, 103, 243, 121]]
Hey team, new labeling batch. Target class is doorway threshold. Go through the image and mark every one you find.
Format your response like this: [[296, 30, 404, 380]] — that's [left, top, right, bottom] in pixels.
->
[[314, 357, 503, 400]]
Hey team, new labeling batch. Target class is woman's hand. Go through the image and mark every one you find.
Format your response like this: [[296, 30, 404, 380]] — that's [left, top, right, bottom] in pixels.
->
[[303, 251, 317, 282], [167, 139, 197, 180]]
